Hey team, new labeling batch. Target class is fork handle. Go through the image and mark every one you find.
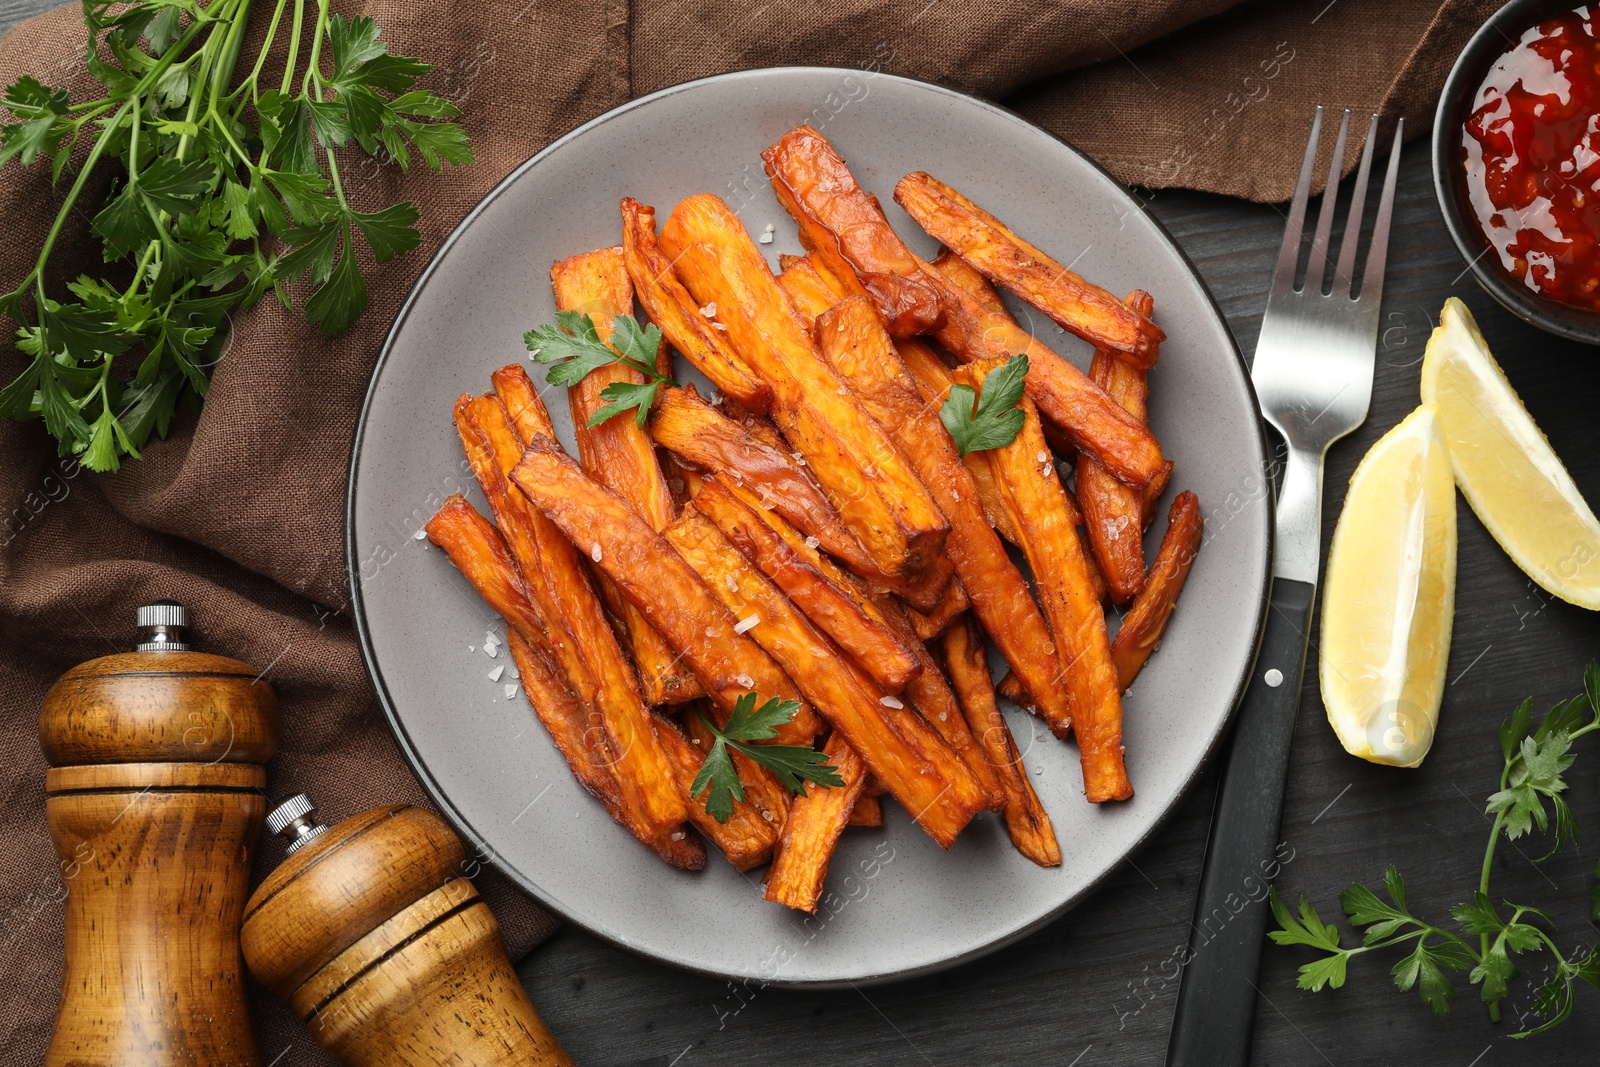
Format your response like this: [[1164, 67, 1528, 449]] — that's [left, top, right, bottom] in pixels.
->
[[1166, 577, 1316, 1067]]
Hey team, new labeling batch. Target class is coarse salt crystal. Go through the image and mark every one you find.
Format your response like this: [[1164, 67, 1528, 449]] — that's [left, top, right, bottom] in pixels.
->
[[485, 646, 499, 659], [734, 614, 760, 634], [591, 542, 603, 562], [804, 535, 820, 549], [505, 683, 519, 699], [508, 665, 519, 680], [699, 302, 717, 317], [468, 645, 475, 653], [810, 646, 828, 657], [671, 830, 686, 841], [706, 626, 718, 637], [1036, 450, 1049, 464], [413, 528, 427, 540], [879, 695, 904, 709], [711, 321, 728, 331], [488, 665, 505, 682], [761, 809, 775, 822], [939, 712, 948, 721], [764, 223, 776, 232], [736, 672, 756, 688], [725, 574, 739, 592], [758, 231, 774, 244]]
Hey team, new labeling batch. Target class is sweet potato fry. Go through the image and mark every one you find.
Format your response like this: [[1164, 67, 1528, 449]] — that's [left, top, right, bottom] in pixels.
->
[[551, 247, 701, 706], [847, 792, 884, 827], [509, 436, 819, 743], [929, 247, 1006, 315], [655, 710, 783, 871], [763, 126, 946, 336], [942, 617, 1060, 867], [693, 476, 921, 694], [902, 576, 968, 640], [650, 385, 875, 577], [895, 172, 1164, 366], [425, 497, 699, 865], [1077, 290, 1161, 604], [506, 633, 707, 871], [871, 593, 1004, 810], [452, 401, 688, 838], [775, 254, 844, 326], [958, 360, 1131, 802], [1111, 491, 1203, 690], [764, 731, 867, 912], [663, 504, 987, 847], [807, 300, 1075, 732], [659, 193, 949, 580], [930, 277, 1166, 488], [620, 198, 773, 412]]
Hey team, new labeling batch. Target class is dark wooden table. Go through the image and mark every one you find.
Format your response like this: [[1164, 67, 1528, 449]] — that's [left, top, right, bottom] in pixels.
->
[[5, 1, 1599, 1062]]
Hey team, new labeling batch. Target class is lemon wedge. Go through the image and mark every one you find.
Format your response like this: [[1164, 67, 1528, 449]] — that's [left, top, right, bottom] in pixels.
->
[[1420, 298, 1600, 610], [1321, 404, 1457, 767]]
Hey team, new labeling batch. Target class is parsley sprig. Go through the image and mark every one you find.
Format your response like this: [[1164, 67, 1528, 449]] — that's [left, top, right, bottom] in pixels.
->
[[940, 352, 1029, 457], [1270, 663, 1600, 1036], [0, 0, 472, 471], [524, 310, 671, 428], [689, 693, 844, 823]]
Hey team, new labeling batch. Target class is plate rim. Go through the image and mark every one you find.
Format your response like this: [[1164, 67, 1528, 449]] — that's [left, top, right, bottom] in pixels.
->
[[345, 64, 1275, 987]]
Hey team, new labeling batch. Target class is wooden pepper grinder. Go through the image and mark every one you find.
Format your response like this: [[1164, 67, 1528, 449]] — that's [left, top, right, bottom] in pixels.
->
[[40, 601, 278, 1067], [241, 796, 577, 1067]]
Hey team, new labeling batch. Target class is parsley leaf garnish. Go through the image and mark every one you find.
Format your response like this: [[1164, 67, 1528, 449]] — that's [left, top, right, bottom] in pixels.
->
[[688, 694, 844, 823], [0, 0, 472, 470], [524, 311, 672, 428], [940, 352, 1029, 457], [1268, 663, 1600, 1035]]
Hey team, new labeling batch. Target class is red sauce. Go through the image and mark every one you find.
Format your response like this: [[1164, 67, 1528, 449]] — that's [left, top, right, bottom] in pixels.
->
[[1462, 4, 1600, 312]]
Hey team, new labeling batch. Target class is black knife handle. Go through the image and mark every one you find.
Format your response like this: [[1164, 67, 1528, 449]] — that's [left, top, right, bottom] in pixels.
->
[[1166, 577, 1316, 1067]]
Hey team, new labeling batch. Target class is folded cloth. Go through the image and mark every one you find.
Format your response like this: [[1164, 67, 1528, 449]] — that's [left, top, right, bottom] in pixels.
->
[[0, 0, 1497, 1059]]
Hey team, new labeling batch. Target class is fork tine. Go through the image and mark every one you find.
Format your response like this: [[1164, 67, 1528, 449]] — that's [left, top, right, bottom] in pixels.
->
[[1360, 117, 1405, 303], [1332, 113, 1380, 296], [1301, 109, 1351, 296], [1270, 106, 1323, 299]]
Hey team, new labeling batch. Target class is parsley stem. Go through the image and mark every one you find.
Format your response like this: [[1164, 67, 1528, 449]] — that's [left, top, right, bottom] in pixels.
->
[[28, 99, 133, 302], [239, 0, 291, 94], [278, 0, 306, 97]]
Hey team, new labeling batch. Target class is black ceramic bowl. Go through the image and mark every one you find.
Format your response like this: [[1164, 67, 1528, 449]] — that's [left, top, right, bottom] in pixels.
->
[[1433, 0, 1600, 344]]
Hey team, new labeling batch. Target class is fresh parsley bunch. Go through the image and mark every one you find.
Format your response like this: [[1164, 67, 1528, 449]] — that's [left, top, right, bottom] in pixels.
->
[[0, 0, 472, 471], [1270, 663, 1600, 1036], [691, 693, 844, 823]]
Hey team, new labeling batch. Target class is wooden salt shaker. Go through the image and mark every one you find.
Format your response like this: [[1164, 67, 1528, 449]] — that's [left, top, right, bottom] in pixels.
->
[[40, 601, 277, 1067], [241, 796, 576, 1067]]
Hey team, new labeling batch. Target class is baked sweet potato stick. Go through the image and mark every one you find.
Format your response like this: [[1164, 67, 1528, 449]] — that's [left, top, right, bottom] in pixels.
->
[[764, 731, 867, 912], [1077, 290, 1164, 604], [903, 575, 968, 640], [663, 504, 987, 848], [425, 498, 701, 867], [894, 172, 1164, 366], [871, 593, 1004, 810], [763, 126, 946, 337], [506, 633, 707, 870], [942, 617, 1060, 867], [959, 361, 1131, 802], [620, 198, 773, 412], [775, 254, 844, 326], [808, 303, 1076, 731], [453, 397, 688, 839], [510, 436, 819, 744], [693, 477, 922, 694], [654, 711, 783, 871], [659, 193, 948, 579], [551, 247, 702, 706], [847, 792, 884, 827], [930, 247, 1006, 315], [1111, 491, 1203, 690]]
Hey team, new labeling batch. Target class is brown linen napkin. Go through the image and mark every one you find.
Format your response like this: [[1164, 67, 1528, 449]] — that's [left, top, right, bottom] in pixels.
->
[[0, 0, 1497, 1060]]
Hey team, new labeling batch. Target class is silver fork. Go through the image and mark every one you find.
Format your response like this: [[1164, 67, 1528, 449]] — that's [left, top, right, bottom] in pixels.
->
[[1166, 107, 1403, 1067]]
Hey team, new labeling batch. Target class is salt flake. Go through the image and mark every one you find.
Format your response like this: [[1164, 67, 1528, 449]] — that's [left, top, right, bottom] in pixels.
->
[[488, 665, 505, 682], [879, 695, 904, 709], [734, 614, 760, 634], [591, 542, 603, 562]]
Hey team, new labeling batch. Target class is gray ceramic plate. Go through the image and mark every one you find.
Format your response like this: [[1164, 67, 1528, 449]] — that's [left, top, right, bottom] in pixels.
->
[[348, 67, 1272, 987]]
